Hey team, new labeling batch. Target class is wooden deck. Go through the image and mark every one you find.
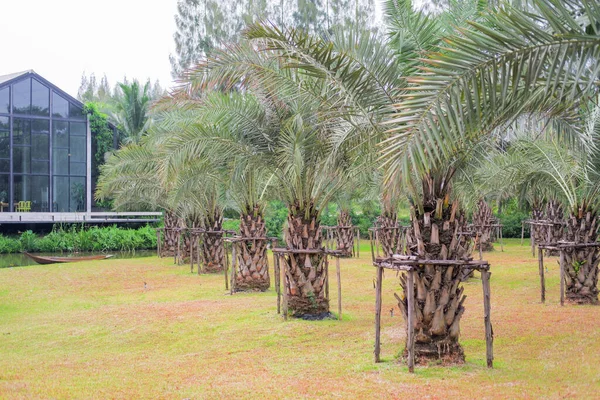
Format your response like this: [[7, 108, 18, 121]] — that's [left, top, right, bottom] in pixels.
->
[[0, 212, 162, 224]]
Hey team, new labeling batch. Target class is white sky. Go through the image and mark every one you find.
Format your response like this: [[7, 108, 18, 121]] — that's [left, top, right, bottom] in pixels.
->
[[0, 0, 177, 97]]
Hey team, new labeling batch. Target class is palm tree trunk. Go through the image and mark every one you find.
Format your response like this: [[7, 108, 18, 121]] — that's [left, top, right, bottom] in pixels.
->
[[532, 206, 546, 248], [161, 210, 179, 257], [201, 209, 225, 273], [377, 211, 401, 257], [336, 210, 354, 257], [282, 201, 329, 317], [398, 177, 472, 363], [473, 199, 494, 251], [235, 205, 270, 291], [563, 209, 599, 304], [545, 200, 564, 256]]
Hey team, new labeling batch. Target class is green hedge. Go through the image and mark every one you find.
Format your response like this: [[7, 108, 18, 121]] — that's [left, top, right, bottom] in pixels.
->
[[0, 225, 157, 254]]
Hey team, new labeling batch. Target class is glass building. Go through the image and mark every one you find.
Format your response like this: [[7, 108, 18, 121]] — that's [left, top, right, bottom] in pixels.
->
[[0, 70, 90, 213]]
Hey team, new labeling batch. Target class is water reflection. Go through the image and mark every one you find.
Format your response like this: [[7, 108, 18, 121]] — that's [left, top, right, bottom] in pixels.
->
[[0, 250, 155, 268]]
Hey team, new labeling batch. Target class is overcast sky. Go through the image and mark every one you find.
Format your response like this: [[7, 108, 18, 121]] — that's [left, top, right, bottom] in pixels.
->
[[0, 0, 177, 97]]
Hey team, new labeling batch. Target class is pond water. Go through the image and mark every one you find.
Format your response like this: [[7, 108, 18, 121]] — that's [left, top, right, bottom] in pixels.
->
[[0, 250, 156, 268]]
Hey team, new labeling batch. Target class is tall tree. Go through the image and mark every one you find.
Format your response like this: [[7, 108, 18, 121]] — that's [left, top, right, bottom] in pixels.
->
[[112, 80, 152, 144]]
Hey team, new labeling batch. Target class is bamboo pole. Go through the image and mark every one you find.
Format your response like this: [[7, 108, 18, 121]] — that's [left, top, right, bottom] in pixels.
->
[[559, 249, 565, 306], [481, 270, 494, 368], [407, 269, 415, 373], [374, 265, 383, 363], [538, 248, 545, 303], [336, 255, 342, 320]]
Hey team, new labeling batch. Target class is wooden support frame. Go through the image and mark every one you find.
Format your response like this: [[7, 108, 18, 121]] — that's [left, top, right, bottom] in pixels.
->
[[372, 257, 493, 372], [272, 247, 343, 321], [321, 225, 361, 258], [368, 225, 407, 260]]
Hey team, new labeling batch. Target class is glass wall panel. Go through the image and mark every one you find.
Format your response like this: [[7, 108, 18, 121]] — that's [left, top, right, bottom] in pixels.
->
[[32, 131, 49, 160], [53, 148, 69, 175], [13, 147, 31, 173], [70, 122, 86, 136], [70, 136, 86, 162], [31, 176, 49, 211], [32, 119, 49, 135], [0, 175, 8, 206], [53, 176, 69, 212], [13, 175, 29, 206], [32, 161, 49, 174], [52, 120, 69, 147], [69, 103, 85, 120], [70, 177, 86, 212], [52, 92, 69, 118], [13, 118, 31, 145], [0, 160, 9, 173], [13, 79, 31, 114], [70, 162, 86, 176], [0, 117, 9, 158], [31, 79, 49, 116], [0, 87, 9, 114]]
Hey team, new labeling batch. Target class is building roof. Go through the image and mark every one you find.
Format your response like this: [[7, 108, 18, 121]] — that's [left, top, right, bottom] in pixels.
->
[[0, 69, 118, 131], [0, 70, 34, 85]]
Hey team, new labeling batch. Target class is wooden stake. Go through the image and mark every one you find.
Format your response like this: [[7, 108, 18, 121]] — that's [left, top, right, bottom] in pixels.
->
[[336, 255, 342, 321], [499, 226, 504, 252], [559, 249, 565, 306], [521, 221, 525, 246], [478, 233, 483, 261], [230, 243, 236, 294], [481, 270, 494, 368], [531, 228, 535, 258], [275, 253, 281, 314], [538, 248, 545, 303], [407, 269, 415, 373], [357, 228, 360, 258], [375, 230, 380, 258], [325, 255, 329, 302], [224, 241, 230, 291], [190, 234, 194, 274], [156, 230, 161, 258], [374, 265, 383, 363], [369, 230, 375, 263], [282, 255, 288, 320]]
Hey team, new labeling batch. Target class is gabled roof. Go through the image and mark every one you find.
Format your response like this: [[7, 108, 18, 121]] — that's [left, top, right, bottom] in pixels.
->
[[0, 69, 118, 131], [0, 70, 34, 85]]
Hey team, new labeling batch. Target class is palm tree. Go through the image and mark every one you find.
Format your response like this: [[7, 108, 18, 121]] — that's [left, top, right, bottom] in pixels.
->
[[112, 80, 152, 144]]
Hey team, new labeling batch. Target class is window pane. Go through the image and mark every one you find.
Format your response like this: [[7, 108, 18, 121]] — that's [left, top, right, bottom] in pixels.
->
[[13, 147, 31, 173], [32, 119, 49, 135], [70, 136, 86, 162], [0, 175, 8, 205], [0, 117, 9, 158], [13, 118, 31, 145], [70, 161, 86, 176], [14, 175, 27, 206], [0, 87, 9, 114], [52, 92, 69, 118], [0, 160, 9, 173], [32, 160, 49, 174], [32, 134, 49, 160], [53, 148, 69, 175], [31, 79, 49, 116], [13, 78, 31, 114], [53, 176, 69, 212], [31, 175, 49, 211], [69, 103, 85, 120], [52, 120, 68, 147], [70, 122, 86, 136], [70, 177, 86, 212]]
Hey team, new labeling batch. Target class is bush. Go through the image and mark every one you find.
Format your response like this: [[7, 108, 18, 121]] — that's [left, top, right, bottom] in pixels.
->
[[0, 224, 158, 254]]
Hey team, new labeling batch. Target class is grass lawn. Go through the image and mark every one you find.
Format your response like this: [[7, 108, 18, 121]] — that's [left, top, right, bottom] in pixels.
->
[[1, 239, 599, 398]]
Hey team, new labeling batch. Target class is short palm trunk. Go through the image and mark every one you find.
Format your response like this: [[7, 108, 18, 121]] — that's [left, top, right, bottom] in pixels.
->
[[336, 210, 354, 257], [201, 210, 225, 273], [377, 212, 401, 257], [400, 195, 472, 364], [545, 200, 564, 256], [235, 207, 270, 291], [161, 210, 180, 257], [532, 207, 546, 247], [563, 211, 599, 304], [282, 202, 329, 317], [473, 199, 493, 252]]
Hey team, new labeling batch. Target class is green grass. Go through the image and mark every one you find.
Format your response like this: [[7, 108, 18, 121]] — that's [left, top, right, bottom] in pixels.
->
[[0, 239, 599, 398]]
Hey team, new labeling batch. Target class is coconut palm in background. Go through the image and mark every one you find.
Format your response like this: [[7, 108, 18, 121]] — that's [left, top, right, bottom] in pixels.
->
[[112, 80, 153, 144]]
